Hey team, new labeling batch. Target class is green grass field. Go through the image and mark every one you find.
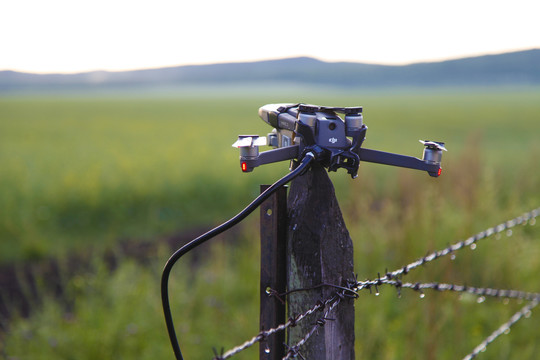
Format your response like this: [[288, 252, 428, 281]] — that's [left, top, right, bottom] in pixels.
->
[[1, 87, 540, 359]]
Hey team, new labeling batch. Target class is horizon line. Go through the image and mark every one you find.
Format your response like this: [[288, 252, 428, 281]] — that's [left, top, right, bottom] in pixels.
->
[[2, 47, 538, 76]]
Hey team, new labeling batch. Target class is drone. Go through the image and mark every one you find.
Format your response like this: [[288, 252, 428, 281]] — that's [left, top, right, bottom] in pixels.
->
[[163, 103, 447, 360], [232, 103, 446, 178]]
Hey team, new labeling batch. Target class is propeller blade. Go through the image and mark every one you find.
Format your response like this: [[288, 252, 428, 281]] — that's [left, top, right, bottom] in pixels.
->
[[232, 136, 266, 148], [232, 137, 253, 148], [252, 137, 267, 146], [420, 140, 447, 151]]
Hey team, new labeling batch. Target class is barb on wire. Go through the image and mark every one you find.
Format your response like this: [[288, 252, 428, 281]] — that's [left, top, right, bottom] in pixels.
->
[[462, 299, 539, 360], [282, 344, 305, 360]]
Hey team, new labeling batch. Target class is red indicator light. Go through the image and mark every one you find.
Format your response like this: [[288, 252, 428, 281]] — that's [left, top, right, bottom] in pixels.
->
[[438, 168, 442, 177], [241, 162, 248, 172]]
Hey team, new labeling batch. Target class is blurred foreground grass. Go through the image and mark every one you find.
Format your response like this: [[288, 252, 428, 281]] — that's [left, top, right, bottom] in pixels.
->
[[1, 87, 540, 359]]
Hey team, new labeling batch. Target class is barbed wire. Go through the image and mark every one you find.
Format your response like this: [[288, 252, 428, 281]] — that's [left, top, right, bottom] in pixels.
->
[[283, 297, 341, 360], [215, 292, 340, 360], [351, 278, 540, 301], [462, 299, 539, 360], [396, 282, 540, 302], [383, 207, 539, 281], [214, 277, 540, 360], [213, 207, 539, 359]]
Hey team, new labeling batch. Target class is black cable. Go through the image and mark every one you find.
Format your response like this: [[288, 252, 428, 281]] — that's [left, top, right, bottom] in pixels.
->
[[161, 153, 315, 360]]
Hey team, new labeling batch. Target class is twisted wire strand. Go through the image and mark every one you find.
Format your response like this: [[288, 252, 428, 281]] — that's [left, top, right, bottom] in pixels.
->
[[355, 278, 540, 302], [462, 299, 539, 360], [376, 208, 539, 284], [397, 282, 540, 302]]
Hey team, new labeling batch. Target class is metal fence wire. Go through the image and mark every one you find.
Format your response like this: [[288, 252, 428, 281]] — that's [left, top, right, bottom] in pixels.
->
[[213, 207, 539, 360]]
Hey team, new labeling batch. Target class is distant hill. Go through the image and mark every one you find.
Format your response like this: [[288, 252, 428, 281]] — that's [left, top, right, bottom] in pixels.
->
[[1, 49, 539, 92]]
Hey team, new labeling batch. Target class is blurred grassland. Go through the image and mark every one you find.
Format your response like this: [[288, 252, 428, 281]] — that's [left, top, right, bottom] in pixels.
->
[[1, 87, 540, 359], [1, 89, 539, 263]]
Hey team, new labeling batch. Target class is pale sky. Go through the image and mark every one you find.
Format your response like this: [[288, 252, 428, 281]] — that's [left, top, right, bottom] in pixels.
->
[[1, 0, 539, 74]]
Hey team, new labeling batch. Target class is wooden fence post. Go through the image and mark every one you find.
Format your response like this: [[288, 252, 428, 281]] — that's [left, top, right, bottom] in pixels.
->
[[286, 162, 355, 359]]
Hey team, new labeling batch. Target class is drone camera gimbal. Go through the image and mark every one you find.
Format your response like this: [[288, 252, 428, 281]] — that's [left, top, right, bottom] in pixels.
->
[[232, 103, 446, 178]]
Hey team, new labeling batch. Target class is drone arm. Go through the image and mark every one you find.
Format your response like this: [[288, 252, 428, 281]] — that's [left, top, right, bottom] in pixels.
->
[[259, 145, 299, 164], [240, 145, 300, 172], [358, 148, 441, 177]]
